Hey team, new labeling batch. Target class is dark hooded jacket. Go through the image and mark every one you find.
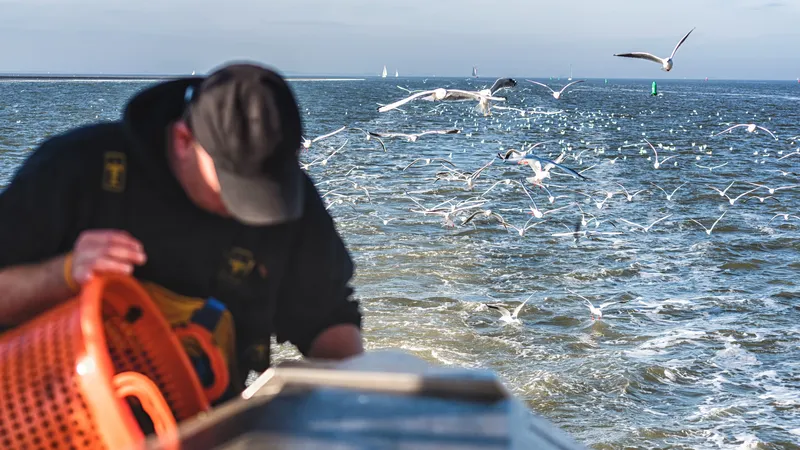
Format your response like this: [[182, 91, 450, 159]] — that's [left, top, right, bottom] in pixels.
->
[[0, 78, 362, 399]]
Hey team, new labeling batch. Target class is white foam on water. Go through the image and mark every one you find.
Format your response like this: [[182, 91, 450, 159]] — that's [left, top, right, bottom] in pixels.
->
[[706, 428, 727, 448], [701, 373, 733, 392], [623, 348, 660, 358], [636, 329, 707, 351], [758, 383, 800, 408], [637, 408, 667, 418], [733, 433, 762, 449], [686, 396, 751, 423], [710, 342, 761, 370], [429, 349, 475, 368]]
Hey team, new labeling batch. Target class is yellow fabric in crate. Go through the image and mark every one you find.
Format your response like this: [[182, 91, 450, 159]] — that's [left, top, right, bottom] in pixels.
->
[[140, 282, 237, 389]]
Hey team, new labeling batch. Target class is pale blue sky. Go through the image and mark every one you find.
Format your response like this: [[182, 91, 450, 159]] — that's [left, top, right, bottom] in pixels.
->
[[1, 0, 799, 80]]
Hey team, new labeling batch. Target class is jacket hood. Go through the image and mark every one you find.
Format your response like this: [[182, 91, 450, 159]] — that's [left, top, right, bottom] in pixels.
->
[[121, 77, 205, 193]]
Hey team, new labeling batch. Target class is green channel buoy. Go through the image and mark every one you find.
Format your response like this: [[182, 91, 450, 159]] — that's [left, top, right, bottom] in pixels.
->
[[651, 81, 658, 96]]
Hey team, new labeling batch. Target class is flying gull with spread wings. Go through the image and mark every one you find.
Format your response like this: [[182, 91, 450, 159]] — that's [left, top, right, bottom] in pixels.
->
[[711, 123, 778, 140], [526, 80, 585, 99], [613, 28, 696, 72], [378, 78, 517, 115]]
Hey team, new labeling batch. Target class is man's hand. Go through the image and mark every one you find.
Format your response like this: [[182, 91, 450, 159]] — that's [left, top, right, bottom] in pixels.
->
[[307, 324, 364, 361], [71, 230, 147, 285], [0, 229, 146, 326]]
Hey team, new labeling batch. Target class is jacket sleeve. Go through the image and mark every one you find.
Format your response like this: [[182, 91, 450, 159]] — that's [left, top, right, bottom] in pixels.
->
[[274, 178, 363, 357], [0, 138, 79, 269]]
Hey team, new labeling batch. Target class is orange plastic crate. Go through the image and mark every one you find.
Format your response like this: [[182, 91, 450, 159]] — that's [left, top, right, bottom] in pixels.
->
[[0, 274, 213, 450]]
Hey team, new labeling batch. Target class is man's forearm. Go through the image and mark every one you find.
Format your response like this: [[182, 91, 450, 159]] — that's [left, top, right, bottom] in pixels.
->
[[0, 254, 76, 327], [307, 324, 364, 360]]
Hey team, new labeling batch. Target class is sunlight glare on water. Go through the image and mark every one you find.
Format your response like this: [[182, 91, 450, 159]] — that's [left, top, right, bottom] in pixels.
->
[[0, 76, 798, 449]]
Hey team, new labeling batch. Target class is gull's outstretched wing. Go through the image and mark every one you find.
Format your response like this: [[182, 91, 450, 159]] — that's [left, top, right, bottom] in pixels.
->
[[519, 155, 588, 181], [378, 90, 438, 112], [312, 126, 346, 143], [526, 80, 556, 94], [670, 27, 696, 59], [418, 129, 461, 136], [558, 80, 586, 94], [756, 126, 778, 140], [487, 304, 512, 320], [613, 52, 664, 65], [443, 89, 479, 100], [711, 124, 748, 137], [513, 294, 534, 318], [489, 77, 517, 95]]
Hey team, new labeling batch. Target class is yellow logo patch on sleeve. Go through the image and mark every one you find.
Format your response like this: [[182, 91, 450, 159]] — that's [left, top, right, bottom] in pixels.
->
[[102, 151, 127, 192]]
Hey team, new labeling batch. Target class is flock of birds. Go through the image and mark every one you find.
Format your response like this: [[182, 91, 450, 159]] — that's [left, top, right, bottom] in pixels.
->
[[295, 27, 799, 322]]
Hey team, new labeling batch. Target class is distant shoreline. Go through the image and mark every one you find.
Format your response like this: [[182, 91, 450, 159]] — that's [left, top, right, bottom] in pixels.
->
[[0, 74, 794, 83], [0, 74, 367, 82], [0, 74, 177, 80]]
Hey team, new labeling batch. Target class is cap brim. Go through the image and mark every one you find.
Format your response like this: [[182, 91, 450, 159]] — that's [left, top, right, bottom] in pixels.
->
[[216, 158, 304, 226]]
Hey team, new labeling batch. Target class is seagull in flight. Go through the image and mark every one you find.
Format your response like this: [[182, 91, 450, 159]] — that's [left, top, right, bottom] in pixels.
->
[[302, 126, 346, 150], [525, 79, 585, 99], [350, 127, 387, 152], [377, 88, 500, 113], [652, 182, 688, 201], [408, 197, 488, 227], [369, 211, 405, 226], [695, 161, 728, 171], [615, 182, 648, 202], [688, 210, 727, 235], [711, 124, 778, 140], [484, 77, 518, 96], [724, 187, 760, 206], [769, 213, 800, 224], [778, 151, 800, 161], [461, 209, 545, 237], [300, 140, 348, 169], [644, 139, 676, 169], [476, 212, 547, 237], [378, 78, 515, 115], [487, 294, 533, 324], [461, 208, 507, 227], [367, 129, 460, 143], [744, 182, 799, 195], [435, 159, 495, 190], [403, 157, 457, 171], [518, 154, 588, 185], [479, 178, 516, 197], [584, 299, 616, 321], [708, 180, 737, 197], [496, 141, 553, 162], [618, 214, 673, 233], [613, 27, 695, 72], [740, 194, 779, 204], [518, 181, 573, 219], [567, 289, 617, 320]]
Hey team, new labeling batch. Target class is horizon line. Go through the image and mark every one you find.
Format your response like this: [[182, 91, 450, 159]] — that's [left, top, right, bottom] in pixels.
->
[[0, 72, 797, 83]]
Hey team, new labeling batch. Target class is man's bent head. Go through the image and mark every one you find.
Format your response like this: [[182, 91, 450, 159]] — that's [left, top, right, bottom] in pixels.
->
[[169, 63, 305, 226]]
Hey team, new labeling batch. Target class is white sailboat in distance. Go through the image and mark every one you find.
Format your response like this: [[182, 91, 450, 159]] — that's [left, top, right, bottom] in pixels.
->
[[382, 65, 387, 78], [395, 69, 399, 78], [472, 66, 478, 78], [568, 64, 572, 81]]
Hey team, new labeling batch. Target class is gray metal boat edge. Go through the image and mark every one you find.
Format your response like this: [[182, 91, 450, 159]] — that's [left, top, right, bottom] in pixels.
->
[[145, 350, 589, 450]]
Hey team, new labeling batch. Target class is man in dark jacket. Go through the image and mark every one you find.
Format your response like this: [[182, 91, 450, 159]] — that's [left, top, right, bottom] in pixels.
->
[[0, 62, 364, 401]]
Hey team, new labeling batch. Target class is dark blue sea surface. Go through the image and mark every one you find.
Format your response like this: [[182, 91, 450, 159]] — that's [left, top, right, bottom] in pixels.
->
[[1, 76, 799, 449]]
